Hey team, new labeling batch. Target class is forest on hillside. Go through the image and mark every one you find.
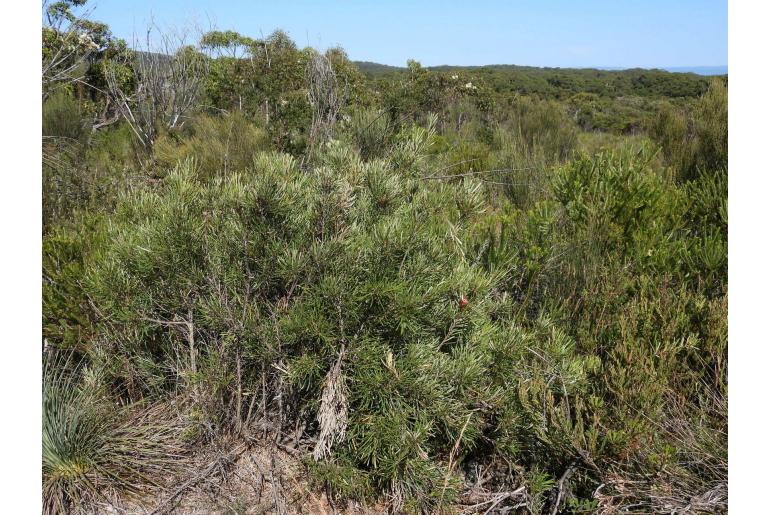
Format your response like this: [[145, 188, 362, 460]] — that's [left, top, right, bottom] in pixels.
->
[[42, 1, 727, 513]]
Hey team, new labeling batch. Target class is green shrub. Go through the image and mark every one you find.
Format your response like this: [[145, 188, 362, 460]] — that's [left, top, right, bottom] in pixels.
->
[[43, 216, 106, 349], [43, 128, 531, 509], [553, 149, 666, 252], [484, 98, 577, 209], [568, 93, 652, 133], [154, 112, 270, 176], [502, 96, 578, 162], [346, 107, 393, 161], [42, 92, 96, 228], [43, 91, 89, 144], [692, 79, 728, 173], [43, 122, 138, 230], [86, 123, 139, 173], [41, 50, 728, 512], [42, 129, 728, 511], [648, 80, 727, 180]]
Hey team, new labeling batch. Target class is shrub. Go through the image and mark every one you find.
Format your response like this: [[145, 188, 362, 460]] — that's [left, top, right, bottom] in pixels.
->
[[553, 149, 666, 253], [43, 216, 105, 349], [43, 117, 145, 231], [86, 123, 139, 173], [41, 94, 727, 513], [154, 112, 270, 176], [46, 130, 544, 510], [484, 98, 577, 209], [543, 150, 725, 510], [488, 124, 555, 209], [501, 96, 578, 162], [346, 107, 393, 161], [692, 79, 728, 173], [649, 79, 727, 180], [42, 92, 96, 228], [43, 91, 89, 143]]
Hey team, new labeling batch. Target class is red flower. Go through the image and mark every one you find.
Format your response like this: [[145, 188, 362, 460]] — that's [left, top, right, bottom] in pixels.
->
[[460, 295, 469, 309]]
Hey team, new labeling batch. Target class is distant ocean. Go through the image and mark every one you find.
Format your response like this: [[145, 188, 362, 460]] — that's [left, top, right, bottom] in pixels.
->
[[662, 66, 727, 76]]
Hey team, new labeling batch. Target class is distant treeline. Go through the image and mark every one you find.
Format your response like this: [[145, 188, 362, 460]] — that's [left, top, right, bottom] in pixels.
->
[[355, 61, 718, 99]]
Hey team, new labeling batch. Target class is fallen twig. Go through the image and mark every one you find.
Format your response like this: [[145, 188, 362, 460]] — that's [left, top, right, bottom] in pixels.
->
[[149, 444, 247, 515], [422, 166, 536, 180], [550, 460, 578, 515]]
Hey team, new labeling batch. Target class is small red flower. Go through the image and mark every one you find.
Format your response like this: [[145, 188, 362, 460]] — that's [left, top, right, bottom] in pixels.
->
[[459, 295, 469, 309]]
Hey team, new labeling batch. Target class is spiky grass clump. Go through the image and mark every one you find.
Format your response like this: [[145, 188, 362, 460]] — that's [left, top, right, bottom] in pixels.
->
[[347, 107, 394, 161], [43, 353, 183, 514]]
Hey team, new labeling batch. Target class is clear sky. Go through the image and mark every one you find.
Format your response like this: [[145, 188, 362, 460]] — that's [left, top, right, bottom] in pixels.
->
[[85, 0, 727, 68]]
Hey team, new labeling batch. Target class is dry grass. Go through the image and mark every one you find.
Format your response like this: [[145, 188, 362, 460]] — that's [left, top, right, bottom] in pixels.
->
[[43, 353, 187, 514], [313, 348, 349, 461]]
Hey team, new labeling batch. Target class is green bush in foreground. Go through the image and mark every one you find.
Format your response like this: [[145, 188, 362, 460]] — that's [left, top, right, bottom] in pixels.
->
[[43, 120, 726, 512]]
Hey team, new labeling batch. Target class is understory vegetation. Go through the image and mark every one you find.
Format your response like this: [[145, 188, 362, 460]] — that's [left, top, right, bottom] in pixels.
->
[[42, 2, 727, 513]]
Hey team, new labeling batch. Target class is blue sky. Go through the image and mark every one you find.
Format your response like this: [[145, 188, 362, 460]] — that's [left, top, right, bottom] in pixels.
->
[[85, 0, 727, 68]]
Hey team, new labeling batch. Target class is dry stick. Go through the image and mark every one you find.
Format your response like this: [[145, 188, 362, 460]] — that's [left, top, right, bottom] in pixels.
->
[[149, 444, 247, 515], [186, 309, 196, 375], [261, 362, 268, 437], [482, 493, 510, 515], [439, 413, 473, 506], [549, 460, 578, 515], [272, 311, 285, 444], [426, 157, 481, 176], [291, 415, 303, 446], [269, 447, 287, 515], [478, 178, 547, 189], [235, 347, 243, 434], [461, 487, 526, 514], [276, 441, 302, 456], [248, 454, 267, 503], [243, 364, 261, 430], [422, 166, 536, 180]]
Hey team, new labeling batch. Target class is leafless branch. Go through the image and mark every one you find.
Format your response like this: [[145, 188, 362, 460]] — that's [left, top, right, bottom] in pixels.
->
[[422, 166, 536, 180], [106, 22, 208, 155], [307, 52, 341, 148]]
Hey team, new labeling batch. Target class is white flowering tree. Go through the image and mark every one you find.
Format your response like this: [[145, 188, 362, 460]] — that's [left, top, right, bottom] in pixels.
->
[[41, 0, 103, 99]]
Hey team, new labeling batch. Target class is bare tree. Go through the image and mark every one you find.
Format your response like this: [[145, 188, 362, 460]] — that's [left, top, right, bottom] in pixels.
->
[[307, 52, 341, 148], [106, 24, 208, 156]]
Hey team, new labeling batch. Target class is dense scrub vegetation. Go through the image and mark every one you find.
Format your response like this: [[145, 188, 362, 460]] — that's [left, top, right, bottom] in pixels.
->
[[42, 2, 727, 513], [359, 62, 715, 99]]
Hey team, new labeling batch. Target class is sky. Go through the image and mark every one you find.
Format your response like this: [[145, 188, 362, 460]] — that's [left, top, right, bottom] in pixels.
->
[[84, 0, 727, 68]]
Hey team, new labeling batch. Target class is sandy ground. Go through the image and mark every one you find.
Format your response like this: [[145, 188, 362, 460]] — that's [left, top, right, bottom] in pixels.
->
[[95, 436, 386, 515]]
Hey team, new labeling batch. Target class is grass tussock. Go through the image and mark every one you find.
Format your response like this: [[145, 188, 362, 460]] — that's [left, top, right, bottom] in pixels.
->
[[43, 352, 185, 514]]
